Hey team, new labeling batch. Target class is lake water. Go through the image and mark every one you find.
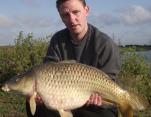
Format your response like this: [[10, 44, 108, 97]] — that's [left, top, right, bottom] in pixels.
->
[[121, 50, 151, 63], [136, 50, 151, 63], [121, 50, 151, 64], [137, 50, 151, 75], [121, 50, 151, 75]]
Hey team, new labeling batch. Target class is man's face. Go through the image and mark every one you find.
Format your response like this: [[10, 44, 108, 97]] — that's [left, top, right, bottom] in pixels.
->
[[58, 0, 89, 35]]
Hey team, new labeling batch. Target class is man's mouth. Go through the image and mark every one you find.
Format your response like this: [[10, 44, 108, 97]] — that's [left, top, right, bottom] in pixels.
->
[[70, 24, 78, 28]]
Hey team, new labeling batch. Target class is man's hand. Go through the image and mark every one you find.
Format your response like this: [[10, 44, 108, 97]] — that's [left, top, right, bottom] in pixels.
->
[[35, 95, 43, 105], [27, 95, 43, 106], [86, 93, 102, 106]]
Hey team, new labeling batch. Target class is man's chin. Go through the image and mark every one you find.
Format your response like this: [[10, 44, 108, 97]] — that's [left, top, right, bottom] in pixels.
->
[[69, 29, 81, 35]]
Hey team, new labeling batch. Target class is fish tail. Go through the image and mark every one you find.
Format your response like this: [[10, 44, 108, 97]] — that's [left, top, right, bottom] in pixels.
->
[[119, 91, 149, 117], [125, 91, 149, 110]]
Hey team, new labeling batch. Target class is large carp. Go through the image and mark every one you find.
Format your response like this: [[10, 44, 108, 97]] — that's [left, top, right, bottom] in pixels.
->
[[1, 61, 149, 117]]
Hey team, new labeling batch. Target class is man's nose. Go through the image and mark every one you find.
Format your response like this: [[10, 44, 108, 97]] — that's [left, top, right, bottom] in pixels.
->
[[68, 13, 76, 23]]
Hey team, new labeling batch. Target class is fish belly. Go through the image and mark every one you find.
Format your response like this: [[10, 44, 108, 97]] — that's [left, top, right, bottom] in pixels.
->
[[38, 86, 91, 110]]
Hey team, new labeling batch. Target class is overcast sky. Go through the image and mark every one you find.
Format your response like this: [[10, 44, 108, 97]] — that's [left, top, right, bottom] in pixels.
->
[[0, 0, 151, 45]]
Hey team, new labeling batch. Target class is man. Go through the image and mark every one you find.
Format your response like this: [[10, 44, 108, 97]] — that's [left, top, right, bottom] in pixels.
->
[[26, 0, 120, 117]]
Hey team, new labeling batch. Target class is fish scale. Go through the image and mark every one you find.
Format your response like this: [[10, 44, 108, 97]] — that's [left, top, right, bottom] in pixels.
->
[[35, 63, 123, 110], [1, 61, 149, 117], [36, 64, 91, 110]]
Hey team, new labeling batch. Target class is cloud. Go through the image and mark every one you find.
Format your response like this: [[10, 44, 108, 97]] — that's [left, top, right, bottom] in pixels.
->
[[15, 16, 52, 29], [0, 33, 15, 45], [97, 14, 119, 25], [0, 15, 54, 45], [120, 5, 151, 25], [89, 5, 151, 27], [0, 15, 15, 28], [17, 0, 41, 7], [0, 14, 54, 45], [0, 15, 53, 30], [88, 13, 119, 27]]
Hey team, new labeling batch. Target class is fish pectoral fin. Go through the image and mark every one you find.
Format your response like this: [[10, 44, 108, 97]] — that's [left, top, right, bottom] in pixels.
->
[[29, 92, 37, 115], [58, 109, 73, 117], [102, 98, 115, 106]]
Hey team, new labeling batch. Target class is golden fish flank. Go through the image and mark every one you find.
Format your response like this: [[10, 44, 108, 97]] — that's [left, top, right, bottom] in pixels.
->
[[1, 61, 149, 117]]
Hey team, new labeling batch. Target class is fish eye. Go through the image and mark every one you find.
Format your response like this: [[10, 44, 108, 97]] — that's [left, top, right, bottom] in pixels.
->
[[15, 78, 20, 82]]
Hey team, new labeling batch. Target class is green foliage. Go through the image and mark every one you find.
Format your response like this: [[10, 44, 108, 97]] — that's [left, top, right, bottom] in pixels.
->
[[0, 92, 26, 117], [0, 47, 16, 83], [121, 47, 150, 76], [0, 31, 50, 116], [14, 31, 49, 72], [119, 74, 151, 116], [0, 31, 49, 83], [119, 47, 151, 116]]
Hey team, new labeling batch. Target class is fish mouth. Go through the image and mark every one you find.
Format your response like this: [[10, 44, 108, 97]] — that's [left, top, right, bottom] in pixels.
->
[[1, 84, 10, 92], [0, 83, 2, 91], [0, 83, 2, 87]]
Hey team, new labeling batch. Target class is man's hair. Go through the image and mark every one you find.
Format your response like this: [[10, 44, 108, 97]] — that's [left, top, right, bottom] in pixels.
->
[[56, 0, 86, 10]]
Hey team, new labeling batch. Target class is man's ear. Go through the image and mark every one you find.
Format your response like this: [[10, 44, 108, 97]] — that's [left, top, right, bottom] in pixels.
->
[[85, 5, 89, 16]]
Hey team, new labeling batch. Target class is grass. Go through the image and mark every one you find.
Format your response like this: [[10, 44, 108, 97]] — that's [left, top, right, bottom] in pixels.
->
[[0, 91, 26, 117], [119, 73, 151, 117]]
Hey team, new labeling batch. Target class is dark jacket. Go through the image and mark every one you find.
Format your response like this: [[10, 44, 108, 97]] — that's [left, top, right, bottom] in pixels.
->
[[44, 24, 120, 81]]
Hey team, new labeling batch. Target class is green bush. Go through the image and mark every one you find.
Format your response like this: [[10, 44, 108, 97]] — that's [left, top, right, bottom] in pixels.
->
[[13, 31, 49, 72], [0, 47, 16, 83], [0, 31, 49, 83], [121, 47, 150, 76], [0, 31, 50, 116]]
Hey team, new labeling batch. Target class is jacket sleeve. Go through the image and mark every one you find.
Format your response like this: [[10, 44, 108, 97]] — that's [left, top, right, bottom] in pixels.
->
[[98, 38, 121, 82], [43, 35, 61, 63]]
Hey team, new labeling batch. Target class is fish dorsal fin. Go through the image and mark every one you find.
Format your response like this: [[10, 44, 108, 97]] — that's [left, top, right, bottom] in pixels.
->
[[29, 92, 37, 115], [59, 60, 77, 63]]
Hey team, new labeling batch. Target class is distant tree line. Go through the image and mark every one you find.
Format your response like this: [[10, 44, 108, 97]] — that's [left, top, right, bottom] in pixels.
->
[[120, 45, 151, 51]]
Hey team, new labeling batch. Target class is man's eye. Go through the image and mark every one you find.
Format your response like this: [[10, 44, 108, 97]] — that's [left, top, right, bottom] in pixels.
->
[[61, 13, 69, 18], [73, 10, 80, 15]]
